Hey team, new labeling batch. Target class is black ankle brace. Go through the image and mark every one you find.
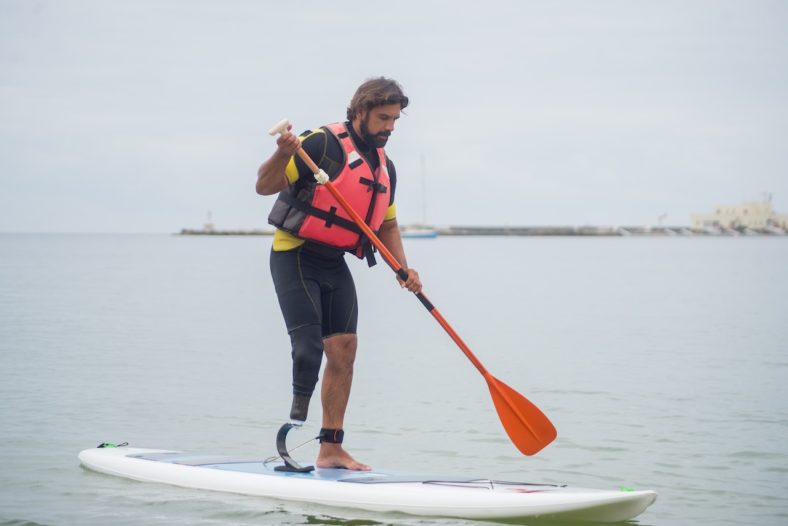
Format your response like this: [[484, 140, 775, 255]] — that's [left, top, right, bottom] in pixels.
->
[[317, 428, 344, 444]]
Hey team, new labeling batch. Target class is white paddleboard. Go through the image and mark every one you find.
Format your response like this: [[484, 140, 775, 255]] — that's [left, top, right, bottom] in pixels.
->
[[78, 445, 656, 522]]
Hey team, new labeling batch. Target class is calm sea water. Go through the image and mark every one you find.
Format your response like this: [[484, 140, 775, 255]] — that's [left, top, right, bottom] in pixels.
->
[[0, 234, 786, 526]]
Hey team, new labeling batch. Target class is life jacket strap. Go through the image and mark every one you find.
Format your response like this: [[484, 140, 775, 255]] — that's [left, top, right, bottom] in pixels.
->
[[359, 176, 388, 194], [279, 193, 379, 267], [279, 193, 361, 233], [359, 238, 377, 268]]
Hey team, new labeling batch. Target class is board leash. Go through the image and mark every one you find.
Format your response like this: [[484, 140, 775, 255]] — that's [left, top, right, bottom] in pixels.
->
[[263, 433, 317, 465]]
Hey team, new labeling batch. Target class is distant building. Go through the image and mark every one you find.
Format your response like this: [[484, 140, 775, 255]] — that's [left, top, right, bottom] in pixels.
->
[[691, 199, 788, 230]]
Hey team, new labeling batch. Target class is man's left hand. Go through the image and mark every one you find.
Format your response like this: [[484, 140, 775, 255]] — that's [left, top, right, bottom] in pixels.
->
[[398, 268, 422, 294]]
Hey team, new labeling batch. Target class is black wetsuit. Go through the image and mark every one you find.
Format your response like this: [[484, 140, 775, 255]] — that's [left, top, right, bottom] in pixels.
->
[[269, 122, 397, 401]]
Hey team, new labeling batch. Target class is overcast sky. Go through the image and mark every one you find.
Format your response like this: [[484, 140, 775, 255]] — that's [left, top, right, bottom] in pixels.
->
[[1, 0, 786, 232]]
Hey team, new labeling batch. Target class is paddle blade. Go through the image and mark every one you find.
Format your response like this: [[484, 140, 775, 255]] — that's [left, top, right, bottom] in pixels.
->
[[486, 375, 557, 456]]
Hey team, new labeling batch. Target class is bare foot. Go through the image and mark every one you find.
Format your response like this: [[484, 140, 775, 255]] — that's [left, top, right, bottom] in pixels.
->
[[315, 444, 371, 471]]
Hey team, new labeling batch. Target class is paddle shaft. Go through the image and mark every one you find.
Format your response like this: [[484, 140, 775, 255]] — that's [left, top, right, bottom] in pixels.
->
[[292, 147, 490, 377]]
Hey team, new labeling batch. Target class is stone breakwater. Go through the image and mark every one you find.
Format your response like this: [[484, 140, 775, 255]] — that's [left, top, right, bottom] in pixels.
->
[[179, 225, 786, 236]]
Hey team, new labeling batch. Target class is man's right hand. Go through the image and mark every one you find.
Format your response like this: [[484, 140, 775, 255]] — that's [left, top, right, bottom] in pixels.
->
[[257, 125, 301, 196], [275, 127, 301, 158]]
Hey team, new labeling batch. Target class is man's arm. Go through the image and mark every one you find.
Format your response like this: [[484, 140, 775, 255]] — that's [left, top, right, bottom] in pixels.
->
[[377, 219, 422, 293], [256, 129, 301, 195]]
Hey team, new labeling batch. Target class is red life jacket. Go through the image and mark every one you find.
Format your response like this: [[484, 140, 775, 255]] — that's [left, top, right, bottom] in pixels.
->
[[267, 122, 391, 264]]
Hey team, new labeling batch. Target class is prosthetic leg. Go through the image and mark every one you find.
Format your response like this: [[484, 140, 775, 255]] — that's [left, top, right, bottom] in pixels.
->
[[275, 393, 314, 472]]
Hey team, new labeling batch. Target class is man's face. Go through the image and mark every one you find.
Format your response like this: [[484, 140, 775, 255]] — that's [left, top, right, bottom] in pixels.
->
[[357, 103, 401, 148]]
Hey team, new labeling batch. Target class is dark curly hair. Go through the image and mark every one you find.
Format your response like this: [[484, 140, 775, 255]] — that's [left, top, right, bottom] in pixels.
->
[[346, 77, 409, 121]]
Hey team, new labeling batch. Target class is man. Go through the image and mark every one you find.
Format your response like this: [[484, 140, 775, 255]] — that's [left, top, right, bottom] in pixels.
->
[[256, 77, 422, 471]]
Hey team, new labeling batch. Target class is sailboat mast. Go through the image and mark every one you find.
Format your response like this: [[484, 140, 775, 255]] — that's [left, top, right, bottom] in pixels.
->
[[420, 154, 427, 226]]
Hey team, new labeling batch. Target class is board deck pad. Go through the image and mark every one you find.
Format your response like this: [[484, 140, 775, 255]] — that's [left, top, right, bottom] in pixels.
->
[[130, 451, 561, 486]]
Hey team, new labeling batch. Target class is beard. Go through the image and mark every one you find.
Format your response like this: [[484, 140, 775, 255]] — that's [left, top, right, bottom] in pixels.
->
[[360, 117, 391, 148]]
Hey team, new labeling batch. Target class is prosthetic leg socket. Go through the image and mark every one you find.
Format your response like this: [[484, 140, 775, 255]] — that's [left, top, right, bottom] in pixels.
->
[[290, 393, 311, 422]]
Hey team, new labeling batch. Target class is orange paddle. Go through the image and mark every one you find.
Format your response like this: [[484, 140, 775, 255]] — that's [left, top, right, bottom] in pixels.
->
[[269, 119, 557, 455]]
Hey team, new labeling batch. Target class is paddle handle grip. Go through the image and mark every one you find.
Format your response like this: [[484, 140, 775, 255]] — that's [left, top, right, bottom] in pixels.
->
[[267, 119, 326, 183]]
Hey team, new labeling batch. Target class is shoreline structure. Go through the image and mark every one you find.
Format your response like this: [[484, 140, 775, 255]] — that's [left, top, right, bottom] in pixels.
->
[[179, 225, 786, 237], [182, 199, 787, 237]]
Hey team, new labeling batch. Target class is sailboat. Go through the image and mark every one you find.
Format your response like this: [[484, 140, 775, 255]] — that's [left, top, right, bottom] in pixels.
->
[[401, 154, 438, 239], [400, 225, 438, 238]]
